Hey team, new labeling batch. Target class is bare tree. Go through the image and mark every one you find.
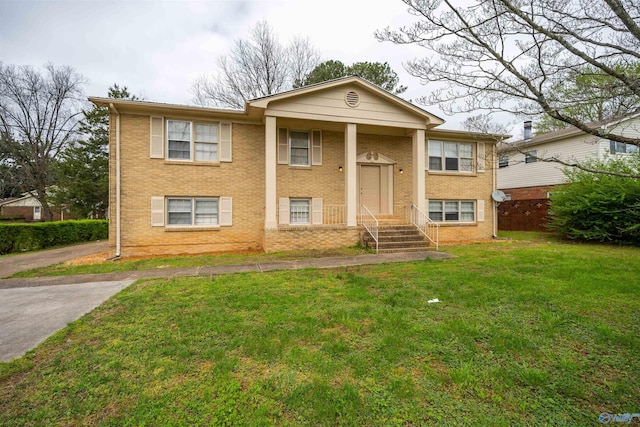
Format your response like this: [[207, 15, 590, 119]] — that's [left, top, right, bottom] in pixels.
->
[[376, 0, 640, 148], [289, 35, 322, 88], [462, 114, 510, 136], [0, 63, 86, 221], [192, 20, 320, 109]]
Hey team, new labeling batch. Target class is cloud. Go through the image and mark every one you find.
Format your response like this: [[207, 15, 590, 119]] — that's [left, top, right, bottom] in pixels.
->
[[0, 0, 477, 128]]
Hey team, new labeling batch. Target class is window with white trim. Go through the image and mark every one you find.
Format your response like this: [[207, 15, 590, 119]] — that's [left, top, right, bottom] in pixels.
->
[[277, 128, 322, 166], [167, 120, 221, 161], [290, 198, 310, 224], [195, 123, 218, 161], [290, 130, 310, 166], [167, 197, 219, 226], [167, 121, 191, 160], [499, 155, 509, 168], [428, 141, 474, 172], [525, 150, 537, 163], [429, 200, 475, 223]]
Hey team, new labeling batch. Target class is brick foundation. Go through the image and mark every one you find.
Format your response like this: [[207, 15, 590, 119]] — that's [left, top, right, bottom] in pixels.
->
[[264, 226, 360, 252]]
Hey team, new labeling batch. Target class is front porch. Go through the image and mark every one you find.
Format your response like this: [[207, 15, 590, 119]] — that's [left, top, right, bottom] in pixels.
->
[[264, 201, 439, 254]]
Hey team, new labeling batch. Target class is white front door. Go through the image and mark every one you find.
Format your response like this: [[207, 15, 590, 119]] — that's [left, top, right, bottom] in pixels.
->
[[360, 165, 381, 213], [33, 206, 41, 221]]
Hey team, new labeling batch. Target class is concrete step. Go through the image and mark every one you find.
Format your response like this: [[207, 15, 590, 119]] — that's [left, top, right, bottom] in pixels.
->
[[365, 234, 425, 243], [378, 247, 435, 254], [362, 223, 433, 252]]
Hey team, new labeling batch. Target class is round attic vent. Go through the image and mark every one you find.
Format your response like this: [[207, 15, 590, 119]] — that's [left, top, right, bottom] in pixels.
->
[[345, 91, 360, 108]]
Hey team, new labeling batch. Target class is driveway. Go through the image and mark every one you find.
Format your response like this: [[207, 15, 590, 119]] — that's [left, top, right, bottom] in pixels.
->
[[0, 240, 130, 362], [0, 280, 134, 362], [0, 240, 108, 278]]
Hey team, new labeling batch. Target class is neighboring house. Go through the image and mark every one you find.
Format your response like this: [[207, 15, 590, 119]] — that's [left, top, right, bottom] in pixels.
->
[[90, 76, 504, 257], [0, 192, 69, 222], [497, 115, 640, 231]]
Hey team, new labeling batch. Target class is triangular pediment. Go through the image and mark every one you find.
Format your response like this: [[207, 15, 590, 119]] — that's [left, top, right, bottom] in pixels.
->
[[248, 76, 444, 129], [356, 151, 396, 164]]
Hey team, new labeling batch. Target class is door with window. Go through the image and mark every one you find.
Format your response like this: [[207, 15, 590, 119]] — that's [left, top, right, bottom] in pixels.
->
[[33, 206, 41, 221]]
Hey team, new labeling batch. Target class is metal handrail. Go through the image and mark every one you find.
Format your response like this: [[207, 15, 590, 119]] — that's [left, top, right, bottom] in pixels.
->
[[410, 204, 439, 251], [359, 204, 379, 253]]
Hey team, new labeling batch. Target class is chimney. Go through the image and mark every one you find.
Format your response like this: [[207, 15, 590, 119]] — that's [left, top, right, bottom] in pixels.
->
[[524, 121, 533, 141]]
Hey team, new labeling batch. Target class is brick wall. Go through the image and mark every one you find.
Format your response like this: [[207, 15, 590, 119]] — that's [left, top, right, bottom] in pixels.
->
[[425, 142, 496, 242], [498, 199, 551, 231], [502, 185, 556, 200], [110, 113, 265, 256], [497, 185, 555, 231], [265, 226, 360, 252]]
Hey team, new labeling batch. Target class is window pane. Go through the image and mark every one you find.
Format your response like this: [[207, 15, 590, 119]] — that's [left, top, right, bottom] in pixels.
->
[[461, 201, 475, 222], [525, 150, 537, 163], [444, 142, 457, 157], [168, 141, 190, 159], [445, 157, 458, 171], [290, 131, 309, 147], [628, 143, 638, 153], [429, 201, 443, 221], [428, 141, 442, 157], [167, 198, 192, 225], [290, 199, 310, 224], [291, 148, 309, 165], [196, 142, 218, 161], [459, 143, 472, 158], [444, 142, 459, 171], [290, 131, 309, 165], [168, 121, 191, 141], [195, 199, 218, 225], [445, 201, 459, 221], [195, 124, 218, 143], [429, 157, 442, 171], [460, 158, 473, 172], [168, 199, 191, 212]]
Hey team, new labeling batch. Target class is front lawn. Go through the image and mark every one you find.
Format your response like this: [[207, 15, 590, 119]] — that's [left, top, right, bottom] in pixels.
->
[[1, 239, 638, 425]]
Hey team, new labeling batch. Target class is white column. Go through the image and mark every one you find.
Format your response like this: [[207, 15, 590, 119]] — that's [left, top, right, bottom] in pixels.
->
[[412, 129, 426, 211], [345, 123, 358, 227], [265, 116, 277, 229]]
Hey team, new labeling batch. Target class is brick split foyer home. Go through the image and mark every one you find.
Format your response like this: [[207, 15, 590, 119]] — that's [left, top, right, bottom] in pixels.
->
[[90, 77, 505, 257]]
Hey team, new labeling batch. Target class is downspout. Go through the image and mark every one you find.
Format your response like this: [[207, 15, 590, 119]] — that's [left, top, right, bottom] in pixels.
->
[[492, 142, 498, 238], [109, 103, 122, 258]]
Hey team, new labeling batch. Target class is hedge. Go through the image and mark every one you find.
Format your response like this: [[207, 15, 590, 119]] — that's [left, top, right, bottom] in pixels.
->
[[0, 220, 108, 255], [548, 154, 640, 245]]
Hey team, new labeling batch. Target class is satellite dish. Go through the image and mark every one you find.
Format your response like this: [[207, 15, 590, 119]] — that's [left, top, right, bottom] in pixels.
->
[[492, 190, 508, 202]]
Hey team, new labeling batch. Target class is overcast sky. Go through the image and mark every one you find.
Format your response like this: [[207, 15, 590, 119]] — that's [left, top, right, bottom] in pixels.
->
[[1, 0, 514, 131]]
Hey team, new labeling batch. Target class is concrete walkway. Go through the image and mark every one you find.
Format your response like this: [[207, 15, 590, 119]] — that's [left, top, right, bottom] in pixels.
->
[[0, 246, 453, 362], [0, 250, 453, 290]]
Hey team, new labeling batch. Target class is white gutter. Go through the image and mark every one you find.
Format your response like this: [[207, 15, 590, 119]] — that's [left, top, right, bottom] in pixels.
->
[[109, 103, 122, 258]]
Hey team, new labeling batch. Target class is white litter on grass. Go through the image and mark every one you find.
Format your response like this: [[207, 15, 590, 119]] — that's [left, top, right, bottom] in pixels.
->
[[427, 298, 440, 304]]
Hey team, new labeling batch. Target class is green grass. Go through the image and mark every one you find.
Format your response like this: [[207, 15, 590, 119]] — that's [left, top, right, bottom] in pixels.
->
[[1, 239, 639, 425], [497, 230, 563, 242], [8, 246, 372, 278]]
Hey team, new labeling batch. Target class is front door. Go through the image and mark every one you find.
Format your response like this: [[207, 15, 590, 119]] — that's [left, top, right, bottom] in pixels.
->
[[360, 165, 381, 213]]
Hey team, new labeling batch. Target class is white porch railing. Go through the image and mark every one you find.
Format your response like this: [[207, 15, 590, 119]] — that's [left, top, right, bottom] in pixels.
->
[[323, 205, 345, 225], [410, 204, 439, 251], [283, 203, 346, 225], [359, 204, 379, 253]]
